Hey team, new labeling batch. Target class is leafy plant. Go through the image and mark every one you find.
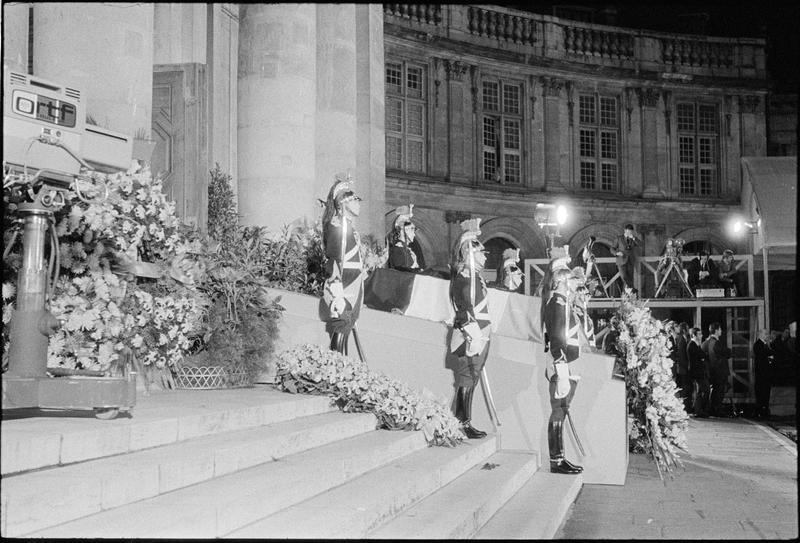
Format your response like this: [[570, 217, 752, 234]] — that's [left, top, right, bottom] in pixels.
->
[[207, 163, 239, 243], [276, 344, 465, 447], [185, 168, 284, 383]]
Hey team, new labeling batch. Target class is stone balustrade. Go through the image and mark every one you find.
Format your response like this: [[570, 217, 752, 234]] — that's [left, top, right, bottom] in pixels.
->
[[467, 6, 538, 47], [384, 4, 765, 79]]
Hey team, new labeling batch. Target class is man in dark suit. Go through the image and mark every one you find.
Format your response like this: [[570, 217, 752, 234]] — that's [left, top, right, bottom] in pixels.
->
[[753, 329, 774, 418], [611, 224, 640, 292], [688, 327, 710, 417], [702, 322, 732, 417]]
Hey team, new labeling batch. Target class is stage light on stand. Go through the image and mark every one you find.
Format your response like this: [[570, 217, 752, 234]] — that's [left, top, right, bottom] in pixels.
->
[[535, 202, 570, 256], [728, 215, 759, 238]]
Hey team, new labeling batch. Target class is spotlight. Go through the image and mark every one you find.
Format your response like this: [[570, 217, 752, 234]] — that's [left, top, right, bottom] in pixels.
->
[[556, 205, 568, 226], [728, 215, 759, 237]]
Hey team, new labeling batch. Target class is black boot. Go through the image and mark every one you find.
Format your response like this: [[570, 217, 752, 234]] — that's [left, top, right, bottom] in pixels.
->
[[329, 332, 346, 354], [454, 386, 486, 439], [562, 458, 583, 473], [548, 420, 581, 474]]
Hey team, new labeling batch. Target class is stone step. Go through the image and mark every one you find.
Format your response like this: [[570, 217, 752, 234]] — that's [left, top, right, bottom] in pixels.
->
[[27, 427, 429, 538], [1, 410, 377, 537], [1, 387, 335, 475], [368, 449, 540, 539], [226, 434, 500, 538], [473, 470, 583, 539]]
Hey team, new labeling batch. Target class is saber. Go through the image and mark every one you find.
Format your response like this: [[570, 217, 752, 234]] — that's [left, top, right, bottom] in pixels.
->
[[565, 409, 586, 456], [352, 324, 367, 364], [479, 367, 501, 427]]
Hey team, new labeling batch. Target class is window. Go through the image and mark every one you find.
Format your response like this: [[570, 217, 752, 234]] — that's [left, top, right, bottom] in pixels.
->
[[677, 102, 719, 197], [579, 93, 619, 191], [385, 61, 427, 173], [481, 79, 523, 184]]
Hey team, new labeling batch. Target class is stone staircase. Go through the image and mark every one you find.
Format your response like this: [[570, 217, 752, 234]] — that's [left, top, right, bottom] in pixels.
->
[[1, 386, 581, 538]]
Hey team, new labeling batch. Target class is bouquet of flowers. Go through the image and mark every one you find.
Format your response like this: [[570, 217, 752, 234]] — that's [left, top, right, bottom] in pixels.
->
[[275, 344, 465, 447], [614, 290, 689, 480]]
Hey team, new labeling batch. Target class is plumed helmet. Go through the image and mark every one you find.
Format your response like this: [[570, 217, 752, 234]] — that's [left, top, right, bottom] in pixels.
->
[[457, 218, 482, 248], [502, 247, 520, 268], [550, 244, 571, 273], [453, 217, 484, 267], [393, 204, 414, 229], [569, 265, 586, 283], [322, 172, 359, 226]]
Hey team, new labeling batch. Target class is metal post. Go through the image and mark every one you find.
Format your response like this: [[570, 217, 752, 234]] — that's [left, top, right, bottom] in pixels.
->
[[7, 203, 56, 377]]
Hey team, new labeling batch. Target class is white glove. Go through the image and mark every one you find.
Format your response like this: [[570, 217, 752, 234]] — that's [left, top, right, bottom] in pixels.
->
[[554, 362, 571, 399], [462, 322, 487, 356], [330, 297, 346, 318]]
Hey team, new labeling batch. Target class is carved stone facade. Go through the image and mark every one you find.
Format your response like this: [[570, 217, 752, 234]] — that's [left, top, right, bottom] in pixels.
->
[[383, 4, 770, 270], [1, 4, 772, 268]]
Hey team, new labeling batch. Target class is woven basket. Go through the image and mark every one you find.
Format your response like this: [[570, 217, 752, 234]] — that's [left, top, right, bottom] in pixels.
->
[[174, 364, 255, 389]]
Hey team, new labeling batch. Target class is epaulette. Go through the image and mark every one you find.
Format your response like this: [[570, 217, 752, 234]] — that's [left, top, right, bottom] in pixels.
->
[[555, 297, 566, 306]]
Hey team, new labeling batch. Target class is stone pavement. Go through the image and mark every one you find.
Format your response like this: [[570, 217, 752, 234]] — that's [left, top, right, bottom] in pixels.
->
[[556, 416, 798, 539]]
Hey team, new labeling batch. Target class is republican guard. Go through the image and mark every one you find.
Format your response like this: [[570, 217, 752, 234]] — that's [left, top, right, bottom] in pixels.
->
[[321, 174, 366, 355], [449, 218, 491, 439], [542, 262, 584, 474]]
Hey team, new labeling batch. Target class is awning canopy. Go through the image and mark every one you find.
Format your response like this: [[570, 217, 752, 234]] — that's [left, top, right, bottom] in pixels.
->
[[740, 156, 797, 268]]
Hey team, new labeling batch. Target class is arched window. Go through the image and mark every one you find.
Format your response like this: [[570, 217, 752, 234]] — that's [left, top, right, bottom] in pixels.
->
[[683, 240, 726, 256], [483, 237, 517, 272]]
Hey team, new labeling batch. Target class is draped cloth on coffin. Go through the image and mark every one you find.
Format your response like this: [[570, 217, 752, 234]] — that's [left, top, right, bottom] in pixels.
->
[[363, 267, 544, 344]]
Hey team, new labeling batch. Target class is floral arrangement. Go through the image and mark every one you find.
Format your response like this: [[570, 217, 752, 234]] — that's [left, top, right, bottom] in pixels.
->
[[358, 233, 389, 273], [614, 290, 689, 479], [2, 162, 207, 372], [275, 344, 465, 447]]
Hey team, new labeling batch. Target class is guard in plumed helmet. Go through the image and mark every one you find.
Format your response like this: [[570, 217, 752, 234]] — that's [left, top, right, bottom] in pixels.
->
[[497, 247, 524, 292], [321, 173, 366, 355], [542, 261, 584, 474], [387, 204, 425, 273], [448, 218, 491, 439]]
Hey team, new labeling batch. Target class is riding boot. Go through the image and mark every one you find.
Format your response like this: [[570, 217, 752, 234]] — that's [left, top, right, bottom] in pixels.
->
[[329, 332, 346, 354], [455, 386, 486, 439], [548, 419, 581, 474]]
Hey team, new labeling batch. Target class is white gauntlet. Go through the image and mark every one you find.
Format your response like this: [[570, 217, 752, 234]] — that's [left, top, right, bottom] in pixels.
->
[[326, 281, 346, 317], [462, 321, 487, 356], [554, 362, 571, 399]]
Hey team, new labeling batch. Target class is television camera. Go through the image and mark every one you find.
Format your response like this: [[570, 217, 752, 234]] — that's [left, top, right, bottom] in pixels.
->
[[655, 237, 693, 298], [2, 68, 136, 419]]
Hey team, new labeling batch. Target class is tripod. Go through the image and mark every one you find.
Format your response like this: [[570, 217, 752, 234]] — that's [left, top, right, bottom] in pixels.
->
[[654, 258, 693, 298], [585, 257, 610, 297]]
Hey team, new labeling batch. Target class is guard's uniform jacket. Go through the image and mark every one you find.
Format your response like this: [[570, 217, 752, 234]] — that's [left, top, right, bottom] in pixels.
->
[[543, 292, 581, 363], [449, 272, 491, 356], [388, 239, 420, 272], [322, 216, 365, 333]]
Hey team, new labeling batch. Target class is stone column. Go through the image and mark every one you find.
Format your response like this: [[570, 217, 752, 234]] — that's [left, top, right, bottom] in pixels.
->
[[541, 77, 563, 191], [33, 3, 154, 137], [3, 3, 29, 73], [638, 87, 664, 198], [446, 59, 471, 184], [206, 4, 240, 192], [354, 4, 386, 240], [237, 4, 317, 230], [153, 4, 207, 65], [315, 4, 357, 215]]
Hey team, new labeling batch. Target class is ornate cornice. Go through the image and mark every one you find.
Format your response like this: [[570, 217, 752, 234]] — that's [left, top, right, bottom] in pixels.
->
[[445, 59, 469, 82], [636, 87, 660, 108]]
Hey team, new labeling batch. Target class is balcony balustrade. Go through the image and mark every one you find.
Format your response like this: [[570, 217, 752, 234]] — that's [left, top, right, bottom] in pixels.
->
[[384, 4, 765, 79]]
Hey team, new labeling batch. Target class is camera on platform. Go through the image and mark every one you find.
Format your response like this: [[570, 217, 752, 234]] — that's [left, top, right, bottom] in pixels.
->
[[3, 68, 133, 177]]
